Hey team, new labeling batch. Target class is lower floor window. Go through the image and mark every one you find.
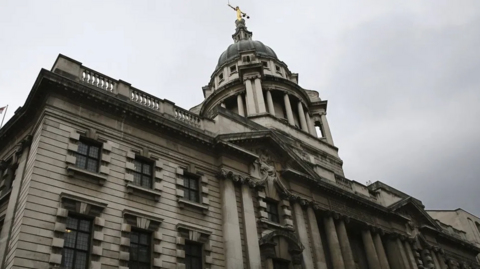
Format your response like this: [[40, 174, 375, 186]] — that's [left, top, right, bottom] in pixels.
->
[[61, 215, 92, 269], [129, 230, 151, 269], [273, 259, 290, 269], [185, 241, 203, 269]]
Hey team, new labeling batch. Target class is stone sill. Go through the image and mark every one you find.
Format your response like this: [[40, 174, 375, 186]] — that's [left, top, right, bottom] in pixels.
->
[[126, 183, 161, 201], [67, 165, 107, 185], [178, 198, 209, 214], [259, 219, 294, 231]]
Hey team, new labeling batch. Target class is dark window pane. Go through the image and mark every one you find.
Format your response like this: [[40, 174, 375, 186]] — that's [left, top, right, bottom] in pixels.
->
[[75, 155, 87, 169], [86, 159, 98, 172], [142, 175, 151, 188], [130, 232, 138, 244], [61, 216, 92, 269], [64, 231, 76, 248], [76, 232, 90, 250], [134, 160, 142, 172], [143, 164, 151, 175], [66, 217, 78, 229], [79, 220, 90, 232], [138, 247, 149, 262], [77, 142, 88, 155], [62, 249, 75, 268], [133, 173, 141, 185], [88, 146, 99, 158], [74, 251, 88, 269]]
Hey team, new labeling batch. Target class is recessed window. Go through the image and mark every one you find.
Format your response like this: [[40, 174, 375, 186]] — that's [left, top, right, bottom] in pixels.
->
[[262, 61, 268, 68], [230, 65, 237, 73], [185, 241, 203, 269], [129, 230, 151, 269], [61, 215, 92, 269], [132, 159, 153, 189], [266, 200, 280, 223], [275, 65, 281, 72], [243, 56, 251, 62], [75, 140, 100, 173], [218, 73, 224, 80], [273, 259, 290, 269], [182, 175, 200, 203]]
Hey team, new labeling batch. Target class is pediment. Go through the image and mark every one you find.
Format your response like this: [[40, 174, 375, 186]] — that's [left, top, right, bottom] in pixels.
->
[[216, 131, 317, 181], [389, 197, 440, 230]]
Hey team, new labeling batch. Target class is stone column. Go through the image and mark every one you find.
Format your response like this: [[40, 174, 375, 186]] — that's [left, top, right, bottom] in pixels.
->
[[385, 238, 405, 269], [284, 93, 295, 125], [237, 94, 245, 117], [431, 250, 441, 269], [362, 229, 382, 269], [220, 178, 243, 268], [266, 90, 275, 116], [306, 207, 327, 269], [254, 78, 267, 114], [292, 202, 313, 268], [245, 79, 256, 116], [403, 240, 418, 269], [436, 253, 447, 269], [324, 215, 346, 269], [320, 113, 334, 145], [373, 232, 391, 269], [241, 184, 261, 269], [297, 102, 309, 132], [305, 112, 316, 136], [396, 238, 410, 269], [335, 217, 355, 269]]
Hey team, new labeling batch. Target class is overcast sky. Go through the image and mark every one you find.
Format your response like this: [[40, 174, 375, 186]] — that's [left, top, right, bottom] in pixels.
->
[[1, 1, 479, 216]]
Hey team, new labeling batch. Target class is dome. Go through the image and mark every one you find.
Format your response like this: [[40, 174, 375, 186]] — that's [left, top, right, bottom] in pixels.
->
[[216, 40, 278, 69]]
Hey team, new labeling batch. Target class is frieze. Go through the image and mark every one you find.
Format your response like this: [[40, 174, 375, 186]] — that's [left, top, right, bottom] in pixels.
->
[[329, 199, 376, 225]]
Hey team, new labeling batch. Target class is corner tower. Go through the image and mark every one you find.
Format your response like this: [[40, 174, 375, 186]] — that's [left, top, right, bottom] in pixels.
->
[[192, 19, 335, 146]]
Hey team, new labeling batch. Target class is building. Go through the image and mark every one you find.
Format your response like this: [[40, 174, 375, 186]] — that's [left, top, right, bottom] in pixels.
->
[[0, 18, 479, 269], [428, 209, 480, 263]]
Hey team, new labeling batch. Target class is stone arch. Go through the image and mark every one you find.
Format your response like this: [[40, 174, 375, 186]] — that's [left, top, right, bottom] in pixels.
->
[[259, 230, 305, 267]]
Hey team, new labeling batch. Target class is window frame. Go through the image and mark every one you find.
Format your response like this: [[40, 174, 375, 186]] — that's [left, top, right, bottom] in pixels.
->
[[131, 158, 154, 189], [230, 65, 237, 73], [265, 199, 280, 224], [75, 139, 102, 173], [61, 214, 93, 269], [184, 240, 203, 269], [128, 228, 152, 269], [182, 173, 201, 203]]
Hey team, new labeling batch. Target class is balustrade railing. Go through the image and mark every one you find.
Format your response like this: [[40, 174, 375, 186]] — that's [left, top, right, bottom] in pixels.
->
[[174, 107, 201, 128], [130, 88, 161, 111], [81, 67, 116, 92]]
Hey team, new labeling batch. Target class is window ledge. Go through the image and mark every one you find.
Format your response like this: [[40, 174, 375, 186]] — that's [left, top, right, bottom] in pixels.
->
[[259, 219, 294, 231], [126, 183, 161, 201], [178, 198, 209, 214], [66, 165, 107, 185]]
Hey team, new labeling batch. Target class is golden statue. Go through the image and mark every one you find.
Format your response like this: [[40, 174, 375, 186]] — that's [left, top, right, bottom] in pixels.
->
[[228, 3, 249, 20]]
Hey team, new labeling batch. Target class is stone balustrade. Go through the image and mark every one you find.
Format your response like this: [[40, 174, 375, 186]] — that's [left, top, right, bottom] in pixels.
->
[[51, 54, 212, 132], [80, 67, 116, 92]]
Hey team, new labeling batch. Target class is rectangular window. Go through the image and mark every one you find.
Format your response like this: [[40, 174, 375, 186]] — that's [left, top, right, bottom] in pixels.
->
[[132, 159, 153, 189], [266, 200, 279, 223], [218, 73, 224, 80], [275, 65, 281, 72], [61, 215, 92, 269], [182, 175, 200, 203], [230, 65, 237, 73], [273, 259, 290, 269], [185, 241, 203, 269], [129, 230, 151, 269], [262, 61, 268, 68], [75, 140, 100, 173]]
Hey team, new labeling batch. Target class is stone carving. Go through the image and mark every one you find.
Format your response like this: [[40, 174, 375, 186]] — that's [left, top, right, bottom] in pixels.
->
[[218, 168, 265, 188], [259, 229, 305, 258]]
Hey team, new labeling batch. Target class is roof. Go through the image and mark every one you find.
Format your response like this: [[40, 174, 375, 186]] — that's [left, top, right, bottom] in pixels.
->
[[216, 39, 277, 69]]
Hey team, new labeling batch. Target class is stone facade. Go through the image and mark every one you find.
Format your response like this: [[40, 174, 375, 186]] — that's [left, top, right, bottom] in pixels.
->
[[0, 19, 479, 269], [427, 209, 480, 264]]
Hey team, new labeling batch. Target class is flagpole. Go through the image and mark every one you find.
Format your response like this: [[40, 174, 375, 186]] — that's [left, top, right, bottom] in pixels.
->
[[0, 105, 8, 128]]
